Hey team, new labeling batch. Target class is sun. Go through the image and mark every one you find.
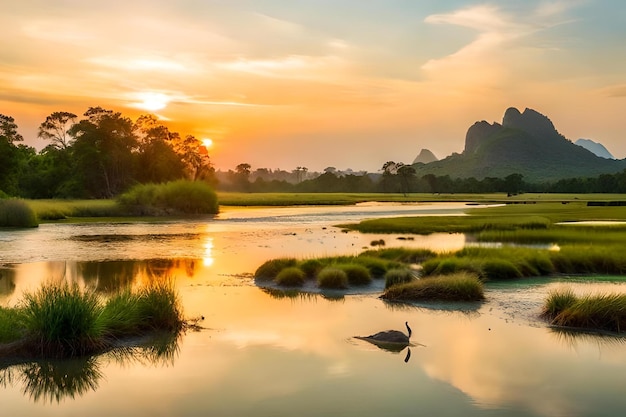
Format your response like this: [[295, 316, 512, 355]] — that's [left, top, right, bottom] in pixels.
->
[[134, 92, 170, 111], [201, 138, 213, 148]]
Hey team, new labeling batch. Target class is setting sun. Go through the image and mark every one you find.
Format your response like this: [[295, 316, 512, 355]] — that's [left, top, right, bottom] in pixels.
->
[[202, 138, 213, 148], [134, 92, 170, 112]]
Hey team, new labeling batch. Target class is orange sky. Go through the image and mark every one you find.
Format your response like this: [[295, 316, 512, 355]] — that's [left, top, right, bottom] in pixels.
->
[[2, 1, 625, 172]]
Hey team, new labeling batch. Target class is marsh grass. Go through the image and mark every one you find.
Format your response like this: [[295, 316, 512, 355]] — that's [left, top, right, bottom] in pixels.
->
[[336, 264, 372, 285], [381, 272, 485, 302], [118, 180, 219, 215], [384, 269, 417, 289], [274, 267, 306, 287], [27, 199, 123, 220], [0, 199, 38, 227], [360, 248, 436, 264], [0, 281, 184, 359], [317, 268, 349, 289], [254, 258, 298, 281], [542, 289, 626, 333]]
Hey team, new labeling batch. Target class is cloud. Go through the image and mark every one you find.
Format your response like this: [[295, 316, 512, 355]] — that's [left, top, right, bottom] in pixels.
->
[[421, 3, 578, 88]]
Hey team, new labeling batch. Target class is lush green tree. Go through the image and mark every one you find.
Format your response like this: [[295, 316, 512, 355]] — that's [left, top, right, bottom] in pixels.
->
[[69, 107, 137, 197], [397, 164, 416, 196], [133, 115, 185, 183], [0, 114, 25, 195]]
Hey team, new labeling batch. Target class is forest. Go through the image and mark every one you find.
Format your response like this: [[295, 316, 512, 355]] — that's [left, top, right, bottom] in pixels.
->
[[2, 109, 626, 199]]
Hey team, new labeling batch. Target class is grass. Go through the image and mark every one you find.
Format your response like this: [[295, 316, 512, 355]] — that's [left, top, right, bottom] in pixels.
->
[[542, 289, 626, 333], [336, 264, 372, 286], [0, 281, 185, 359], [254, 258, 298, 281], [384, 269, 417, 289], [274, 267, 306, 287], [317, 268, 349, 289], [381, 272, 485, 302], [0, 199, 38, 227], [118, 180, 219, 215]]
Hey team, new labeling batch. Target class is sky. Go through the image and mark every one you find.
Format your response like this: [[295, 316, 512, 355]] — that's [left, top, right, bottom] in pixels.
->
[[2, 0, 625, 172]]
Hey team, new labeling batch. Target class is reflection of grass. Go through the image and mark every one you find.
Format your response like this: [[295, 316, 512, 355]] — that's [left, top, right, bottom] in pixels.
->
[[381, 273, 485, 302], [542, 289, 626, 333], [0, 331, 181, 404], [0, 281, 184, 358]]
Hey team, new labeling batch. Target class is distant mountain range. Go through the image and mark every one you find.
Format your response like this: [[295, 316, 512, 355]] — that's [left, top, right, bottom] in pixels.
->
[[412, 107, 626, 182], [575, 138, 614, 159]]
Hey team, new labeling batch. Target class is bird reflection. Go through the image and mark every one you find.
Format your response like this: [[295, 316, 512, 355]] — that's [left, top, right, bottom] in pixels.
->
[[0, 332, 181, 404]]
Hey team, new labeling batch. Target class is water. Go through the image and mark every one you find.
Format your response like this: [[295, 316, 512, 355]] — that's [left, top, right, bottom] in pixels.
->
[[1, 202, 626, 416]]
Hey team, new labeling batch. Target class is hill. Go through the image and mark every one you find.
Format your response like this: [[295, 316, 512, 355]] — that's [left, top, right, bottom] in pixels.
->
[[412, 149, 438, 164], [575, 138, 614, 159], [412, 107, 626, 182]]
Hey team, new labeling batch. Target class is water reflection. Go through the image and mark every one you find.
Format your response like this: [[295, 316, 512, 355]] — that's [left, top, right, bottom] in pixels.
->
[[0, 332, 180, 404]]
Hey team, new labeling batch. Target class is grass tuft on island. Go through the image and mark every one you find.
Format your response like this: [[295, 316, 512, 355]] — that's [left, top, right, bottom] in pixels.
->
[[381, 272, 485, 302], [0, 281, 185, 359], [118, 180, 219, 215], [542, 289, 626, 333]]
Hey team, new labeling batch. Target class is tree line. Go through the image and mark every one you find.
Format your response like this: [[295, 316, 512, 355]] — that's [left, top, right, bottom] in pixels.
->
[[2, 109, 626, 198], [0, 109, 213, 198]]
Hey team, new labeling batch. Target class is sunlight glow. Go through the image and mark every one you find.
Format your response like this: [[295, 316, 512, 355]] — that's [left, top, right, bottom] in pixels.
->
[[203, 238, 214, 267], [134, 92, 170, 111], [202, 138, 214, 148]]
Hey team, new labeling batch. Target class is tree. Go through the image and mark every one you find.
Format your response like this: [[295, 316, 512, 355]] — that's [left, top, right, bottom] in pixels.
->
[[133, 115, 185, 183], [294, 166, 308, 183], [38, 111, 77, 150], [397, 164, 416, 196], [69, 107, 137, 197], [174, 135, 214, 181], [0, 114, 25, 195]]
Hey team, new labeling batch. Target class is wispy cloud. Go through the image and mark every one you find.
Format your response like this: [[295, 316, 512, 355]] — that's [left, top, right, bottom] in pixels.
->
[[421, 3, 578, 87]]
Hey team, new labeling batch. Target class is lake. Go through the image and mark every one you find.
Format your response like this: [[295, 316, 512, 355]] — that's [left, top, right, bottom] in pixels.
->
[[1, 202, 626, 416]]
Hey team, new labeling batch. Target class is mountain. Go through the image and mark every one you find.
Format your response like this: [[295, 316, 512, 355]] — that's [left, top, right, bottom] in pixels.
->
[[575, 138, 614, 159], [412, 107, 626, 182], [412, 149, 438, 164]]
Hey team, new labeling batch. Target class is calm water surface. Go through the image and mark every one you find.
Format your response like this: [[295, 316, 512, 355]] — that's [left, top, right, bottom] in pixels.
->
[[1, 202, 626, 417]]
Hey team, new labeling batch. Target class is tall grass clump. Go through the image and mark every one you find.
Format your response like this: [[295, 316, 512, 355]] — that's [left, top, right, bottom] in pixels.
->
[[360, 248, 436, 264], [542, 289, 626, 333], [354, 256, 395, 277], [317, 267, 349, 289], [384, 269, 416, 289], [118, 180, 218, 215], [336, 264, 372, 286], [298, 259, 324, 278], [254, 258, 298, 281], [0, 199, 38, 227], [274, 267, 306, 287], [0, 307, 26, 343], [381, 272, 485, 302], [134, 280, 183, 332], [21, 283, 104, 356]]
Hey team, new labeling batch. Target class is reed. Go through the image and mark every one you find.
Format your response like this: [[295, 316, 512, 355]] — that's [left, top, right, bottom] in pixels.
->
[[381, 272, 485, 302], [336, 264, 372, 286], [359, 247, 436, 263]]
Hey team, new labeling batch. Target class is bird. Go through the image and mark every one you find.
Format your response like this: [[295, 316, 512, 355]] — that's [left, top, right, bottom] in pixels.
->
[[355, 321, 412, 346]]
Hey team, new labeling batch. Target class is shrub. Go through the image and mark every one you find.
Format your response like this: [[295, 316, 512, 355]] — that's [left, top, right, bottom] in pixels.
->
[[317, 267, 349, 289], [274, 267, 306, 286], [0, 199, 38, 228], [381, 272, 485, 302], [384, 269, 416, 289], [337, 264, 372, 286], [254, 258, 297, 281]]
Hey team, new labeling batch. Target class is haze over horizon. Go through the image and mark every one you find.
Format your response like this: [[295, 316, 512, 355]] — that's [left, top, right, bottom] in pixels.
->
[[2, 0, 625, 172]]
